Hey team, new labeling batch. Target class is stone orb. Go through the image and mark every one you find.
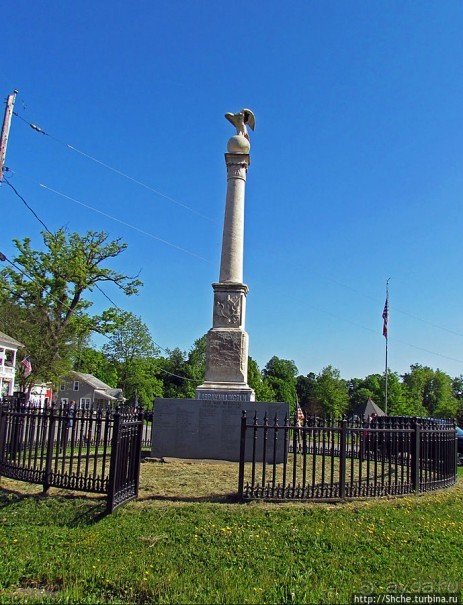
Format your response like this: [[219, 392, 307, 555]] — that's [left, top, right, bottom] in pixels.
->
[[227, 135, 250, 154]]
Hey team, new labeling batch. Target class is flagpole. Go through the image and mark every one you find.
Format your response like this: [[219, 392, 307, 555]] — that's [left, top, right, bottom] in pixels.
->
[[383, 279, 390, 415], [385, 331, 388, 415]]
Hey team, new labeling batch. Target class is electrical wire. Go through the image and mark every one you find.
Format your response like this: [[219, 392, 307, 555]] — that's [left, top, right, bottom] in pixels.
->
[[38, 182, 212, 264], [1, 174, 203, 381], [3, 176, 461, 369], [319, 274, 463, 339], [0, 252, 201, 382], [7, 109, 463, 374], [3, 168, 212, 264], [13, 111, 216, 223], [158, 368, 200, 382], [3, 177, 52, 235], [304, 303, 463, 365]]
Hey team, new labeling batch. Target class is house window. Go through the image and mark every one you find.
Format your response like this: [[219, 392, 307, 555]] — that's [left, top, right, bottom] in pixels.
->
[[60, 383, 66, 391], [80, 398, 91, 410], [60, 398, 68, 405], [73, 381, 79, 391]]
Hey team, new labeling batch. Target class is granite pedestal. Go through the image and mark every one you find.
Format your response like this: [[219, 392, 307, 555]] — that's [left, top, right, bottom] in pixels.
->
[[151, 398, 289, 462]]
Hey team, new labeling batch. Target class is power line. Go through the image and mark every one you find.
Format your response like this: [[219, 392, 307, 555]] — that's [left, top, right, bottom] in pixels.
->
[[38, 181, 212, 263], [158, 368, 200, 383], [3, 177, 52, 235], [0, 252, 199, 382], [13, 110, 216, 223], [2, 177, 138, 324], [0, 175, 205, 381], [4, 169, 212, 264], [4, 174, 460, 368], [318, 274, 463, 339], [7, 109, 462, 373], [305, 303, 463, 365]]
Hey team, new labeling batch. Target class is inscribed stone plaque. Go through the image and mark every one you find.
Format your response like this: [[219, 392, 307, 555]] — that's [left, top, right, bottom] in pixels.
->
[[151, 398, 289, 462]]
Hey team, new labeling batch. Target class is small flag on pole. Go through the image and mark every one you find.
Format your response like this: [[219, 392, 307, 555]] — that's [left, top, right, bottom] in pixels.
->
[[382, 298, 389, 339], [21, 356, 32, 376], [296, 403, 305, 427]]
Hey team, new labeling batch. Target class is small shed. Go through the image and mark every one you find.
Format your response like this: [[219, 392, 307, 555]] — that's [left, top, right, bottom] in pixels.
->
[[352, 397, 386, 420]]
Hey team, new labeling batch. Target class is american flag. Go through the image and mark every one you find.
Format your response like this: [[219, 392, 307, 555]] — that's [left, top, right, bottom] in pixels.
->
[[382, 298, 389, 339], [21, 356, 32, 375], [296, 403, 305, 427]]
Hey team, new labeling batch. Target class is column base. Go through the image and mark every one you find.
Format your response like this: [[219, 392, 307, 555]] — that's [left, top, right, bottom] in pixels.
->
[[195, 382, 255, 402]]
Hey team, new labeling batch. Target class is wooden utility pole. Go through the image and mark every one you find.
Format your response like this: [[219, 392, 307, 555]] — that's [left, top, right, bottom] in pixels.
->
[[0, 89, 18, 183]]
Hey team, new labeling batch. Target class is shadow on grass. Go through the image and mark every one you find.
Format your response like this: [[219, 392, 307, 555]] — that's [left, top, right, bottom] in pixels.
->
[[136, 492, 242, 504], [0, 485, 108, 526]]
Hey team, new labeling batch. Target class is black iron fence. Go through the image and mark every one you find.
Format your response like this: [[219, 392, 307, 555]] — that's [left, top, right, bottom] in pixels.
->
[[238, 414, 457, 501], [0, 398, 144, 513], [2, 398, 457, 507], [141, 410, 153, 450]]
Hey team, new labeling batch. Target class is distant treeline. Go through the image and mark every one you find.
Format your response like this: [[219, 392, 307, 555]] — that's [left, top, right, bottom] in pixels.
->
[[73, 336, 463, 421]]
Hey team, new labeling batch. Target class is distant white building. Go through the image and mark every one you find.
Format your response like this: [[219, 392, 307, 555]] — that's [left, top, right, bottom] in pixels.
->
[[0, 331, 24, 396], [29, 383, 53, 408]]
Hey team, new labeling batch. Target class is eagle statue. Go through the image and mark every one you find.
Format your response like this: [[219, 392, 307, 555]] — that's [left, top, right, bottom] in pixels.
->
[[224, 108, 256, 141]]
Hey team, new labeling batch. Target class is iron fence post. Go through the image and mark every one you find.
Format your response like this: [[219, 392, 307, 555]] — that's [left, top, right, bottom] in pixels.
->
[[238, 411, 247, 499], [339, 419, 347, 499], [0, 404, 6, 480], [9, 399, 21, 462], [133, 411, 144, 498], [412, 421, 421, 494], [43, 406, 56, 495], [106, 411, 121, 514]]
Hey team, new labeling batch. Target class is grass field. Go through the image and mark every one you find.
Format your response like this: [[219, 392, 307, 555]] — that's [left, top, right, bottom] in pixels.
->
[[0, 460, 461, 604]]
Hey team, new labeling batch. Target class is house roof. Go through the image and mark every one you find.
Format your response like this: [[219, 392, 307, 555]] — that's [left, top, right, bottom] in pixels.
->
[[94, 389, 118, 402], [0, 331, 24, 349], [70, 371, 114, 391], [69, 371, 124, 399], [352, 397, 386, 419]]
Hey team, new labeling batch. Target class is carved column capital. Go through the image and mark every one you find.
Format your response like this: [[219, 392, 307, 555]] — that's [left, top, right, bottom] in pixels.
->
[[225, 153, 250, 181]]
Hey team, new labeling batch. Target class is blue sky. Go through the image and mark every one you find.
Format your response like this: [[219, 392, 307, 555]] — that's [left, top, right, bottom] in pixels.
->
[[2, 1, 463, 380]]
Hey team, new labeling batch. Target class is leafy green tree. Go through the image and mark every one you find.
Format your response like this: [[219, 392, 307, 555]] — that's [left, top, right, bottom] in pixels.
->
[[121, 358, 164, 406], [0, 300, 68, 391], [185, 335, 207, 394], [158, 348, 192, 398], [102, 311, 158, 402], [427, 369, 460, 418], [248, 357, 276, 402], [348, 374, 383, 412], [296, 373, 323, 415], [401, 365, 436, 417], [262, 356, 298, 407], [384, 372, 407, 416], [0, 228, 141, 389], [73, 346, 119, 388], [451, 376, 463, 422], [348, 372, 404, 416], [314, 366, 349, 418]]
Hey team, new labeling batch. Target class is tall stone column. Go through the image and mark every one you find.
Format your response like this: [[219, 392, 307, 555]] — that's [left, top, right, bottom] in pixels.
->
[[196, 111, 256, 402]]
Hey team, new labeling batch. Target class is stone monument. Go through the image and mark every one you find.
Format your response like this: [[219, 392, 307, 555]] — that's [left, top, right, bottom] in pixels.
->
[[195, 109, 256, 402], [150, 110, 290, 462]]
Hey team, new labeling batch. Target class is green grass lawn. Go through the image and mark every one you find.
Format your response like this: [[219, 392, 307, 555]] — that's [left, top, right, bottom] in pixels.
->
[[0, 462, 461, 604]]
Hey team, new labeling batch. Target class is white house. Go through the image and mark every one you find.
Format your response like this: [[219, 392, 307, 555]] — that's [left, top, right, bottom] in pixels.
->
[[0, 331, 24, 396]]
